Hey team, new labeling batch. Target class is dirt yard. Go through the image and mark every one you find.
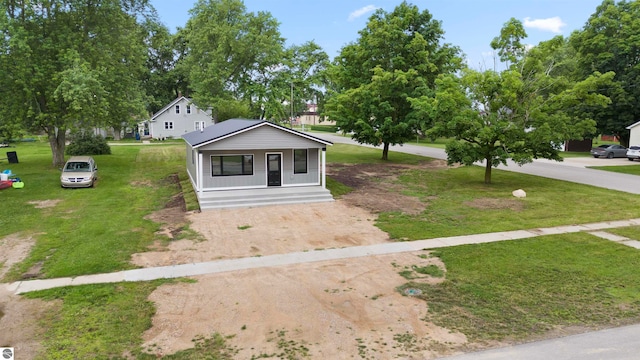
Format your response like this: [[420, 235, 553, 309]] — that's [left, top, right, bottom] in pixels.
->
[[0, 231, 60, 359], [134, 161, 487, 358], [136, 196, 478, 358]]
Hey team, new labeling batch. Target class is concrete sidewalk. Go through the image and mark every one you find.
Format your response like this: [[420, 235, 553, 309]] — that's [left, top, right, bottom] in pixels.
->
[[5, 218, 640, 295]]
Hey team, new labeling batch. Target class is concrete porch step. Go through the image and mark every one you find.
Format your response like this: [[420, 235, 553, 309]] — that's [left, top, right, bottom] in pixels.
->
[[197, 186, 334, 210]]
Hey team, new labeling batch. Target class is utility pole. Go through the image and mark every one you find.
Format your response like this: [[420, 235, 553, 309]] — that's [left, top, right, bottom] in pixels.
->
[[290, 82, 294, 128]]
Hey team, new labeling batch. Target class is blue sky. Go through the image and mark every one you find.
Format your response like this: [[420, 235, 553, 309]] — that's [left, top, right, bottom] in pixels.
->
[[150, 0, 604, 69]]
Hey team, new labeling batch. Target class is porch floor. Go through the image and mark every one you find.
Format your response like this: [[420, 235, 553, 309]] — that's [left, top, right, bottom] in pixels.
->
[[196, 186, 334, 210]]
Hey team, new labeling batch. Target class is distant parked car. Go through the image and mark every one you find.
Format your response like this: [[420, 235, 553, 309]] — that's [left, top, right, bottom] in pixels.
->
[[60, 156, 98, 188], [590, 144, 628, 158], [627, 146, 640, 161]]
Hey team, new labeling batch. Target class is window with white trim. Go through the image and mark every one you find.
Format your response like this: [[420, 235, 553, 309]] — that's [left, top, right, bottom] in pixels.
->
[[186, 105, 191, 114], [175, 105, 180, 114], [195, 121, 206, 131], [294, 149, 308, 174], [164, 121, 174, 130], [211, 155, 253, 176]]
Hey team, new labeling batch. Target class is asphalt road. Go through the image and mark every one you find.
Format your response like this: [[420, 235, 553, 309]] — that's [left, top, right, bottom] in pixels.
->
[[440, 324, 640, 360], [313, 132, 640, 359], [314, 132, 640, 194]]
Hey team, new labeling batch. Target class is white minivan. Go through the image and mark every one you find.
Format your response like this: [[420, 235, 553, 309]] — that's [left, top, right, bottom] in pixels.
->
[[60, 156, 98, 188], [627, 146, 640, 161]]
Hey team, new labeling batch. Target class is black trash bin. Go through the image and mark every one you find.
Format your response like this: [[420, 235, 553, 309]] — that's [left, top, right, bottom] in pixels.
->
[[6, 151, 18, 164]]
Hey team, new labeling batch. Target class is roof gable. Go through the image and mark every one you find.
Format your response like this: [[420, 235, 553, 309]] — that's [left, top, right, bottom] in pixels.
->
[[151, 97, 209, 121], [182, 119, 333, 148], [626, 120, 640, 130]]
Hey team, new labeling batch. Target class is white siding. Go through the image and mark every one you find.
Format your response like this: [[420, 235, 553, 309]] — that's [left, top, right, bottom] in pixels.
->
[[630, 126, 640, 146], [198, 148, 321, 190]]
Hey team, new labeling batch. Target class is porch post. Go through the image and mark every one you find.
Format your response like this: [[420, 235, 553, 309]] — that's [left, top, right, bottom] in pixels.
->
[[321, 147, 327, 188], [198, 152, 203, 196]]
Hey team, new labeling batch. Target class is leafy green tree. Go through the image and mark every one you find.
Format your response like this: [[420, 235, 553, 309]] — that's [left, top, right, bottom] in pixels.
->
[[490, 17, 528, 66], [411, 22, 613, 184], [256, 41, 330, 123], [569, 0, 640, 147], [325, 1, 462, 160], [180, 0, 285, 121], [142, 19, 188, 115], [0, 0, 151, 165]]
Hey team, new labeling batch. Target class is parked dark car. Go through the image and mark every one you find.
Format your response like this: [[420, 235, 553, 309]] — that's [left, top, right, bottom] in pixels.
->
[[590, 144, 627, 158], [627, 146, 640, 161]]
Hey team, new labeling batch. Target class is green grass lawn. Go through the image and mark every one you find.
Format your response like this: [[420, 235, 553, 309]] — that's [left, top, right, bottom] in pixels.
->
[[6, 139, 640, 358], [588, 164, 640, 175], [399, 233, 640, 342], [606, 225, 640, 240], [327, 143, 640, 240], [0, 142, 187, 281]]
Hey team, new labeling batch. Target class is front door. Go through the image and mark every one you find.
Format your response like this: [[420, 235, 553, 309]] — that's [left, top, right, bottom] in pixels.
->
[[267, 153, 282, 186]]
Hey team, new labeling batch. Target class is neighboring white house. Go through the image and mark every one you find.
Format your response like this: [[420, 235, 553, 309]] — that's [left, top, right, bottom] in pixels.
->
[[182, 119, 334, 210], [143, 96, 212, 140], [627, 121, 640, 146]]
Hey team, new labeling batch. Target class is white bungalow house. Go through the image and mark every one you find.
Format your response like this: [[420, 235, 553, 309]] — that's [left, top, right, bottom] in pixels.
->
[[183, 119, 334, 210], [627, 121, 640, 146], [144, 96, 212, 139]]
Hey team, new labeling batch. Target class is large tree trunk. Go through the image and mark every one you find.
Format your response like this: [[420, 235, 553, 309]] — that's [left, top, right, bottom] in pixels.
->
[[484, 157, 492, 184], [48, 127, 66, 167], [112, 125, 123, 140], [617, 132, 630, 148], [382, 142, 390, 160]]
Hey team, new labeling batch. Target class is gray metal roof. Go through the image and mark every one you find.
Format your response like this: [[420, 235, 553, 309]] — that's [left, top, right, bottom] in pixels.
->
[[182, 119, 333, 148]]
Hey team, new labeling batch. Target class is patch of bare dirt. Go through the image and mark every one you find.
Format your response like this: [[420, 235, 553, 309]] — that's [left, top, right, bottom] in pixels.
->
[[0, 234, 57, 359], [141, 252, 469, 359], [328, 161, 449, 215], [132, 201, 389, 267], [27, 199, 62, 209], [0, 234, 36, 279], [143, 174, 188, 241], [0, 286, 60, 359]]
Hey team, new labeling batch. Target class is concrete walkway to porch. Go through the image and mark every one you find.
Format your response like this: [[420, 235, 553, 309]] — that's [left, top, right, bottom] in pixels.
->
[[5, 218, 640, 295]]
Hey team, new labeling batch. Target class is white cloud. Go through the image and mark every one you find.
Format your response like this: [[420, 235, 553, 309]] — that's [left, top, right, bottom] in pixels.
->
[[348, 5, 378, 21], [523, 16, 566, 33]]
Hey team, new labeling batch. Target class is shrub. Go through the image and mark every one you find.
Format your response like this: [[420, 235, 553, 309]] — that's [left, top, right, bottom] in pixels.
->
[[66, 133, 111, 155], [309, 125, 338, 133]]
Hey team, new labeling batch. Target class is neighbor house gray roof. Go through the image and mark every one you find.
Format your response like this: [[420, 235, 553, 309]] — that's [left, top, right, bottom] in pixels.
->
[[182, 119, 333, 148]]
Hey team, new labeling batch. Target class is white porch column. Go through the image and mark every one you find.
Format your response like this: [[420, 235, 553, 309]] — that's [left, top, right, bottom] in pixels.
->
[[321, 147, 327, 189], [198, 152, 203, 196]]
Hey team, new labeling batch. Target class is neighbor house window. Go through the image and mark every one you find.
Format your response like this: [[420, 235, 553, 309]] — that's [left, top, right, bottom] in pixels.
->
[[164, 121, 173, 130], [211, 155, 253, 176], [186, 105, 192, 114], [175, 105, 180, 114], [294, 149, 307, 174], [195, 121, 206, 131]]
